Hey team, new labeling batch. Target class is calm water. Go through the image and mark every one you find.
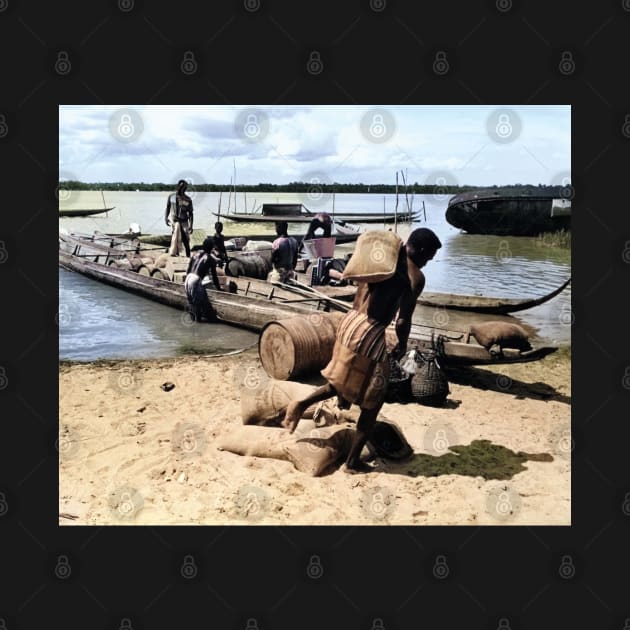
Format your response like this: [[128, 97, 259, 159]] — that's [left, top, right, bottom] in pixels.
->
[[59, 191, 571, 360]]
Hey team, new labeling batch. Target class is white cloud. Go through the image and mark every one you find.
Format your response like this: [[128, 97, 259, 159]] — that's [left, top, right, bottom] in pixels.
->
[[59, 105, 570, 186]]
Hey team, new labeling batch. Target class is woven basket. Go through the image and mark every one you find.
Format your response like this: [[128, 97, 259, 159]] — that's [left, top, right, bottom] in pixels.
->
[[384, 354, 413, 403], [410, 350, 449, 406]]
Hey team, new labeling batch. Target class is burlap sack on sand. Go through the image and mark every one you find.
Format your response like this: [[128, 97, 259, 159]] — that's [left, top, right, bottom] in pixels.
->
[[283, 424, 356, 476], [217, 420, 342, 465], [241, 380, 320, 426], [341, 231, 403, 283], [469, 321, 532, 352]]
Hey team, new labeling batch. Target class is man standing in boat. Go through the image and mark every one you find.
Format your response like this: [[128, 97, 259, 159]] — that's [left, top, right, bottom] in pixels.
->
[[268, 220, 299, 284], [165, 179, 193, 257], [213, 221, 229, 265], [185, 236, 224, 322], [282, 227, 441, 473]]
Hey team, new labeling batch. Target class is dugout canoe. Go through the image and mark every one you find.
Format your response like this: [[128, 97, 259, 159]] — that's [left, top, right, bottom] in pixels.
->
[[58, 231, 558, 366], [59, 207, 115, 217], [125, 231, 360, 247], [213, 211, 419, 224], [289, 272, 571, 315]]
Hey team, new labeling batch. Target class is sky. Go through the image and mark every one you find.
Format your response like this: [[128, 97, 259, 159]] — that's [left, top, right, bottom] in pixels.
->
[[59, 105, 570, 187]]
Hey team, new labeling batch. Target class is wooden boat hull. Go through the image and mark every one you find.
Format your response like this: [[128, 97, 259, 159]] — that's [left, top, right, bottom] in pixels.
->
[[213, 212, 419, 224], [59, 207, 115, 217], [446, 191, 570, 236], [59, 232, 558, 366], [126, 231, 360, 247], [290, 272, 571, 315]]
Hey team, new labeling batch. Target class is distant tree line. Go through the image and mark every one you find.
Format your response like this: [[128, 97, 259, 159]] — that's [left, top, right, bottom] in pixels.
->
[[58, 180, 567, 196]]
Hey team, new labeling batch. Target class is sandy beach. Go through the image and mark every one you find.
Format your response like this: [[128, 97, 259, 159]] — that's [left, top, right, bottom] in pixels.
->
[[58, 344, 570, 526]]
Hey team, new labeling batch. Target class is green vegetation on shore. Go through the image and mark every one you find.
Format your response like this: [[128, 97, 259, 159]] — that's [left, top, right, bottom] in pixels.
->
[[58, 181, 569, 196], [536, 229, 571, 249]]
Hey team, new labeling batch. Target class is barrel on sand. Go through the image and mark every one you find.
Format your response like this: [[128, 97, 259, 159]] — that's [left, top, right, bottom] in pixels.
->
[[259, 312, 345, 380]]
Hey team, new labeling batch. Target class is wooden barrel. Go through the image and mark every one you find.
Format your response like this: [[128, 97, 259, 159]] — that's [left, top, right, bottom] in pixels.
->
[[226, 252, 271, 279], [259, 312, 345, 380], [150, 268, 168, 280]]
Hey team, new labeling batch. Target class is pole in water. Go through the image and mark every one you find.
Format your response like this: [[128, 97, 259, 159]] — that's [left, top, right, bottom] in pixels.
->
[[394, 171, 399, 234]]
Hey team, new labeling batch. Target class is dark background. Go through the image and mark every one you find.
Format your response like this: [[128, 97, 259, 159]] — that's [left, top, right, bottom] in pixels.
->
[[1, 0, 629, 628]]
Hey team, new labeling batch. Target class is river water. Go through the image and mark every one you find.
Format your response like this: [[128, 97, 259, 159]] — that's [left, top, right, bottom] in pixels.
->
[[59, 191, 571, 360]]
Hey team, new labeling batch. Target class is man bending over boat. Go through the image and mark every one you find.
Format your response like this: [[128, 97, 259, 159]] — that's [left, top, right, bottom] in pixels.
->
[[165, 179, 194, 257], [185, 237, 223, 322], [268, 221, 299, 284], [282, 227, 441, 473], [303, 212, 332, 242]]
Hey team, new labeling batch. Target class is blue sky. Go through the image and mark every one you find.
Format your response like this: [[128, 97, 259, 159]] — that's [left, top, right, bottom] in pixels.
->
[[59, 105, 570, 186]]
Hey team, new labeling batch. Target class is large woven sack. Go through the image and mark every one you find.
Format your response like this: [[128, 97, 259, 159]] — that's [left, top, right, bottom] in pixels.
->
[[282, 424, 355, 476], [410, 350, 449, 407], [341, 230, 403, 283], [240, 379, 319, 426], [469, 321, 532, 352], [217, 420, 335, 463], [243, 240, 273, 252], [368, 419, 414, 461]]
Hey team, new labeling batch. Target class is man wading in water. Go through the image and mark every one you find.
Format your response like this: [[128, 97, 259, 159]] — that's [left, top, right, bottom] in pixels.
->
[[185, 237, 223, 322], [282, 228, 442, 473], [165, 179, 193, 257]]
